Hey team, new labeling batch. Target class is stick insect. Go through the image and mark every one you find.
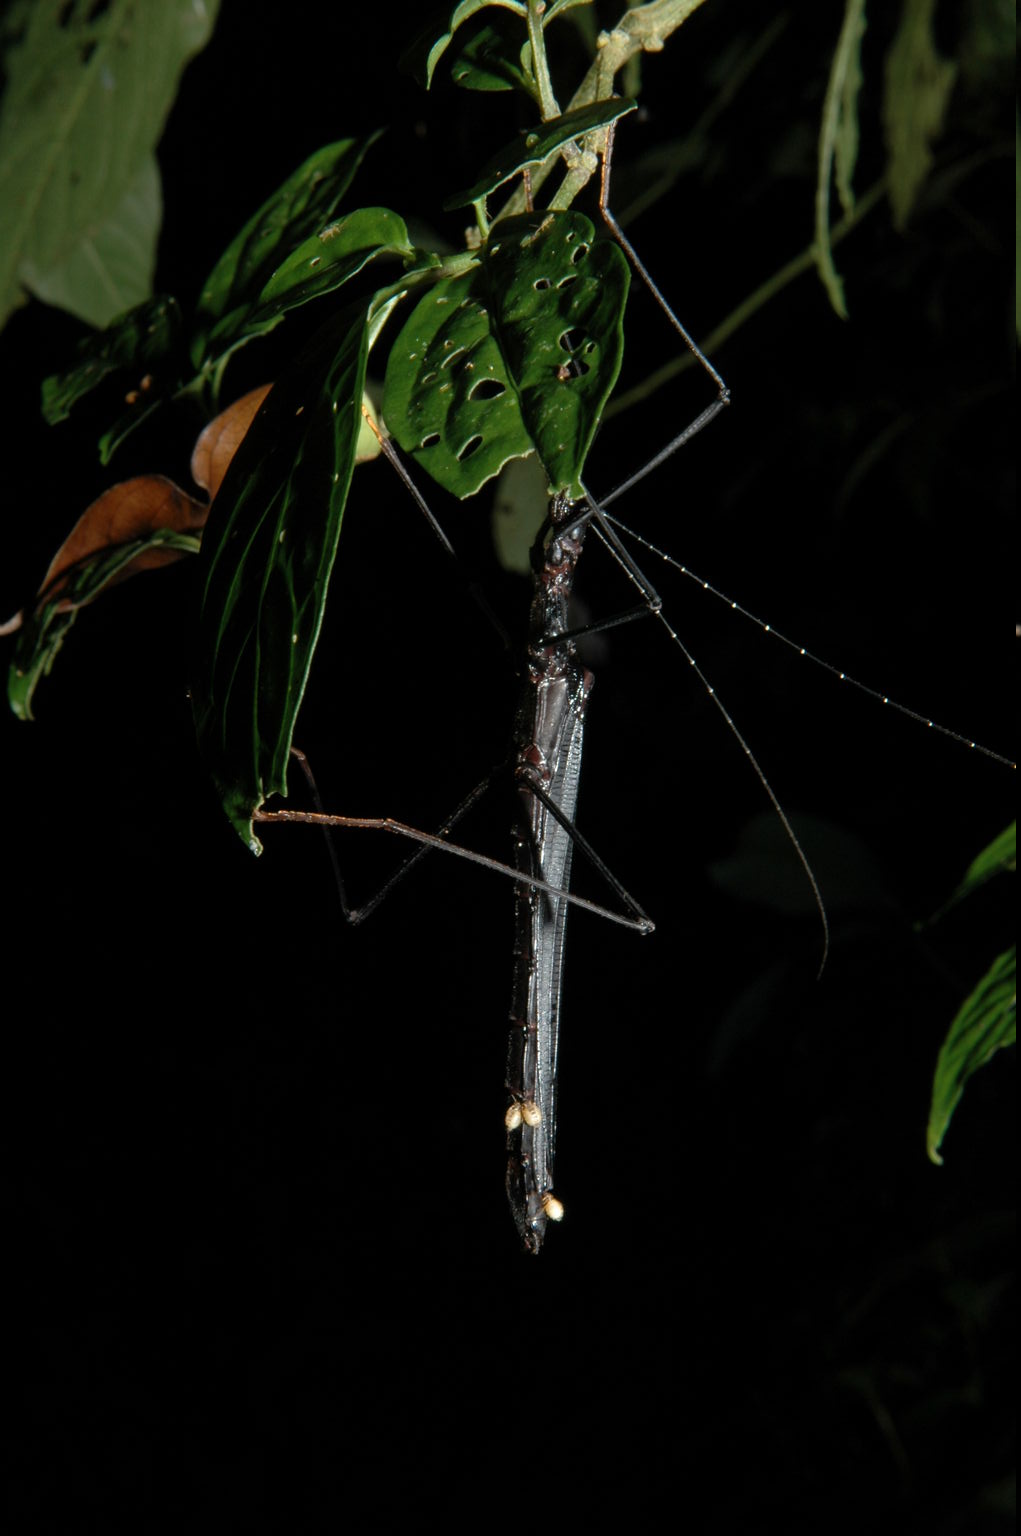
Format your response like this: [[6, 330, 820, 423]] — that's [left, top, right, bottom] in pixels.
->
[[215, 151, 1009, 1252], [8, 4, 1013, 1253]]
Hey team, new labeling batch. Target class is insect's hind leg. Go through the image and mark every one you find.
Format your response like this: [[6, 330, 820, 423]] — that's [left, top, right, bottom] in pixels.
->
[[280, 747, 497, 927], [517, 773, 652, 933], [256, 749, 650, 932]]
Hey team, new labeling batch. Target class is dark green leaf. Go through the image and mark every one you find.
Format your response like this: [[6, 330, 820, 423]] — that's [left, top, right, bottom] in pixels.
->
[[215, 207, 415, 345], [192, 299, 381, 851], [98, 395, 168, 466], [449, 19, 533, 94], [927, 946, 1016, 1164], [543, 0, 595, 19], [382, 267, 534, 499], [190, 137, 380, 367], [925, 821, 1016, 924], [384, 211, 629, 499], [8, 526, 201, 721], [400, 1, 526, 90], [951, 821, 1016, 901], [484, 210, 629, 495], [41, 294, 182, 423], [443, 97, 637, 210]]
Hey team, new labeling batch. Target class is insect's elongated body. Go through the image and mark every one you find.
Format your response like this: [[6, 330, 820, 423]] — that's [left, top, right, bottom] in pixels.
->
[[506, 497, 591, 1252]]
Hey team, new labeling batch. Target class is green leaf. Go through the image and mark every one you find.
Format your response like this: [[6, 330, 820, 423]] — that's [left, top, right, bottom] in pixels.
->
[[882, 0, 958, 231], [8, 526, 201, 721], [190, 137, 380, 368], [952, 821, 1016, 901], [925, 821, 1016, 927], [17, 155, 163, 328], [192, 297, 388, 851], [41, 294, 182, 424], [400, 1, 527, 90], [449, 18, 534, 95], [382, 267, 534, 500], [443, 97, 637, 210], [485, 211, 629, 496], [815, 0, 867, 319], [383, 211, 629, 499], [215, 207, 415, 345], [0, 0, 218, 331], [926, 946, 1016, 1164]]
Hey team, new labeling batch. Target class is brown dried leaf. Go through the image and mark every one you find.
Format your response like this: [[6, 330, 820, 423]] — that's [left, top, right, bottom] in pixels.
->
[[191, 384, 272, 499], [39, 473, 209, 606], [3, 386, 275, 633]]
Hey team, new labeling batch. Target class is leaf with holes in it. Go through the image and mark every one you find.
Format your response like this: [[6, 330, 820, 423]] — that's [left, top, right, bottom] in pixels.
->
[[384, 211, 629, 500], [190, 136, 380, 368], [484, 211, 629, 497], [382, 267, 535, 500], [192, 296, 392, 852]]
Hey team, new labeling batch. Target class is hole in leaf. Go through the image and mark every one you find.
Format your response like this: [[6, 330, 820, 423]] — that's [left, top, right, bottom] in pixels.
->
[[556, 274, 578, 290], [533, 277, 552, 291], [571, 243, 590, 265], [556, 329, 591, 379], [457, 435, 484, 462], [420, 433, 441, 449], [469, 378, 505, 401]]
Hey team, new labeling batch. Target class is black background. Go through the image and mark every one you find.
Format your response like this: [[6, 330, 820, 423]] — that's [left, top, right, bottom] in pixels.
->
[[2, 2, 1014, 1529]]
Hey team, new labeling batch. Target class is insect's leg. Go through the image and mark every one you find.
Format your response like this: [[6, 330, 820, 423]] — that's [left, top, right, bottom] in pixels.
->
[[285, 747, 491, 926], [256, 752, 652, 934], [517, 774, 652, 931], [365, 410, 513, 658]]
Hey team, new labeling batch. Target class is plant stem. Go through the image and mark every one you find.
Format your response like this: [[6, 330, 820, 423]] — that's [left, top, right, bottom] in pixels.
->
[[528, 1, 561, 120], [500, 0, 713, 218]]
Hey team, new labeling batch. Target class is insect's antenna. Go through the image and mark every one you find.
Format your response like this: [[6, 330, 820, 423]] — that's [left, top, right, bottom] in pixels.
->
[[364, 409, 514, 656], [590, 510, 831, 977], [602, 510, 1017, 772], [598, 121, 731, 496]]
